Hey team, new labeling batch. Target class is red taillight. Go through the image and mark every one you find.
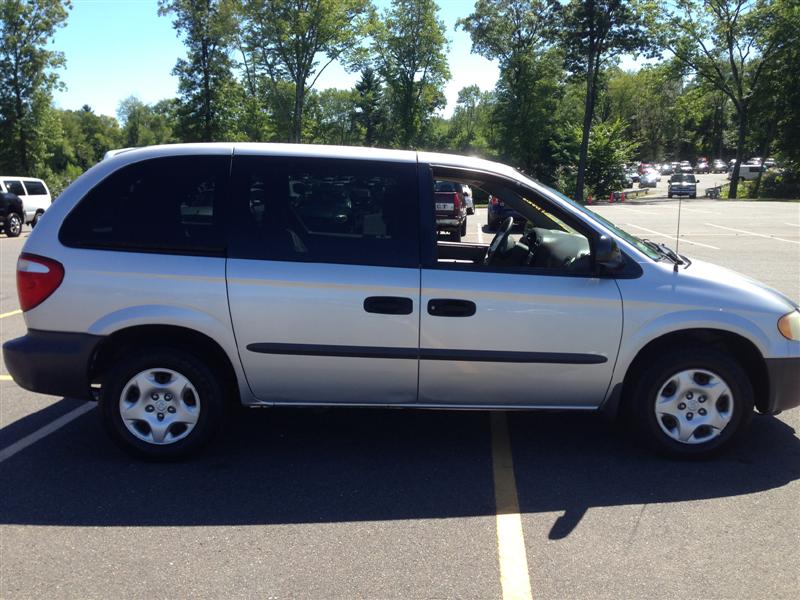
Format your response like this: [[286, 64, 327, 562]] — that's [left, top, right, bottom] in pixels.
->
[[17, 253, 64, 312], [490, 196, 503, 207], [454, 192, 462, 210]]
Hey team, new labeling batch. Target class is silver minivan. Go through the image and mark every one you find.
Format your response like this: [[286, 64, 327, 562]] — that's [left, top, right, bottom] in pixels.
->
[[4, 144, 799, 459]]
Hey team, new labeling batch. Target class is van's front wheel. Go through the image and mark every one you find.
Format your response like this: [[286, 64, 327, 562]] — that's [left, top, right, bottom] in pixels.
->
[[629, 348, 753, 458], [100, 348, 225, 459]]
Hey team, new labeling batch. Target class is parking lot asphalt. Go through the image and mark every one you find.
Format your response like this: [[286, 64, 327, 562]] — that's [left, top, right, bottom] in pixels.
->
[[1, 201, 799, 599]]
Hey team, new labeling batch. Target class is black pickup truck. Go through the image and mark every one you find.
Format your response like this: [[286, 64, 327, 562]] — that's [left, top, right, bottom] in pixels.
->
[[0, 192, 24, 237]]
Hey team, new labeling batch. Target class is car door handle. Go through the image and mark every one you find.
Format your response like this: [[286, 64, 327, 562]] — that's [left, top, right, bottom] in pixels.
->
[[363, 296, 413, 315], [427, 299, 476, 317]]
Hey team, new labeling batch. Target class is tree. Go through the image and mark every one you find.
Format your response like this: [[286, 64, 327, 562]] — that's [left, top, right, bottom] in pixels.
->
[[666, 0, 798, 198], [458, 1, 562, 177], [558, 0, 657, 202], [374, 0, 450, 148], [158, 0, 239, 142], [239, 0, 372, 143], [0, 0, 70, 174], [117, 96, 177, 147], [353, 67, 386, 146]]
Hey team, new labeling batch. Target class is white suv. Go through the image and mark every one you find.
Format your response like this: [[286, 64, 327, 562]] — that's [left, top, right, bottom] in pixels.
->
[[4, 144, 799, 459], [0, 176, 52, 227]]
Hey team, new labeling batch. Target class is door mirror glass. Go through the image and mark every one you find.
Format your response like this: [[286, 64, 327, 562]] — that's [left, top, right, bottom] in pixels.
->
[[595, 235, 623, 270]]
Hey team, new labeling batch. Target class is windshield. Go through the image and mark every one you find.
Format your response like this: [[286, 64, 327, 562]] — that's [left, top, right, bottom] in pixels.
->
[[530, 180, 662, 260], [670, 174, 696, 183]]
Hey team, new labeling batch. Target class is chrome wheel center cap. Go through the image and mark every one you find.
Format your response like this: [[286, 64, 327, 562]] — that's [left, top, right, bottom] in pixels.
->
[[155, 398, 168, 412]]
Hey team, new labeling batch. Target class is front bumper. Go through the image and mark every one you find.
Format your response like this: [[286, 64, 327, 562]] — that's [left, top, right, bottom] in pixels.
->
[[3, 330, 103, 400], [764, 357, 800, 414]]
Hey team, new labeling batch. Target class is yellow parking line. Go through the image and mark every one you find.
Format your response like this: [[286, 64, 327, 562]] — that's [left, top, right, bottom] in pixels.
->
[[0, 374, 12, 381], [491, 412, 533, 600], [0, 309, 22, 319]]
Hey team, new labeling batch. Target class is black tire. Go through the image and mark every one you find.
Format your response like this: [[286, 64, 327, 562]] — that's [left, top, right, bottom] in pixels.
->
[[100, 347, 226, 459], [460, 218, 468, 237], [627, 347, 753, 459], [667, 193, 673, 198], [450, 228, 462, 242], [4, 212, 22, 237], [31, 211, 42, 229], [467, 205, 475, 215], [690, 194, 696, 199], [487, 217, 497, 232]]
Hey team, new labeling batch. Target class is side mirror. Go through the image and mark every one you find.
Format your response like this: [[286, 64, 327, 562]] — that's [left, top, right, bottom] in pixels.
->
[[595, 235, 623, 271]]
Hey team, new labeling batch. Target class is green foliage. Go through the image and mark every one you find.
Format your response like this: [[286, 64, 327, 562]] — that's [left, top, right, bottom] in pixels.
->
[[158, 0, 240, 142], [374, 0, 450, 148], [353, 68, 387, 147], [117, 96, 177, 147], [0, 0, 71, 175], [239, 0, 373, 142], [553, 118, 638, 199]]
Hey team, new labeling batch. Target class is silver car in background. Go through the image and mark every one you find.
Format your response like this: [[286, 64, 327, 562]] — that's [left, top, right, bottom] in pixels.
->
[[4, 144, 799, 460]]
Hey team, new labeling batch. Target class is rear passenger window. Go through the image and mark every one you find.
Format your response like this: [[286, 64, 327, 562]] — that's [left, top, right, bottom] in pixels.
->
[[23, 180, 47, 195], [229, 156, 419, 268], [4, 180, 25, 196], [59, 156, 229, 255]]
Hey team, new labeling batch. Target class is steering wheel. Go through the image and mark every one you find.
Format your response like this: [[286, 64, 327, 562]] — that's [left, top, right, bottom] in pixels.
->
[[484, 216, 514, 265]]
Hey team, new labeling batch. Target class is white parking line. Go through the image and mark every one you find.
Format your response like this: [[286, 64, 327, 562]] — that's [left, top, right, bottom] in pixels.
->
[[785, 223, 800, 228], [0, 403, 95, 464], [625, 224, 720, 250], [0, 309, 22, 319], [704, 223, 800, 245], [477, 220, 485, 244]]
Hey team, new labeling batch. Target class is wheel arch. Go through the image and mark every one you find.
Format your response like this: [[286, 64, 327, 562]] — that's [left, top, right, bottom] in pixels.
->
[[90, 324, 242, 407], [615, 328, 768, 415]]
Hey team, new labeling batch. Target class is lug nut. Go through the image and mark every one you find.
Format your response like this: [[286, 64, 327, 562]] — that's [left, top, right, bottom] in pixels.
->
[[699, 396, 706, 403], [151, 393, 159, 400], [165, 393, 173, 401], [157, 413, 165, 421], [699, 408, 707, 416], [686, 412, 694, 420], [145, 405, 155, 413], [678, 402, 686, 410], [686, 392, 694, 400], [167, 406, 176, 414]]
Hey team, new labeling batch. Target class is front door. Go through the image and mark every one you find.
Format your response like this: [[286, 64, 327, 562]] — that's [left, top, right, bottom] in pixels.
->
[[226, 152, 421, 405]]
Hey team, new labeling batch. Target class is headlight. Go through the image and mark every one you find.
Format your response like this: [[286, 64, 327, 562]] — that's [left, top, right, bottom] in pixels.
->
[[778, 310, 800, 340]]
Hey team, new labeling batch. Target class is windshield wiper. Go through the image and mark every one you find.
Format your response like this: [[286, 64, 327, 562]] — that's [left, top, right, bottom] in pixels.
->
[[641, 238, 685, 266]]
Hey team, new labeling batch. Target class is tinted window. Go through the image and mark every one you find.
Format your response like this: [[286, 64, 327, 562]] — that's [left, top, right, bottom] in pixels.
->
[[670, 174, 696, 183], [434, 181, 461, 193], [229, 156, 418, 267], [23, 180, 47, 195], [60, 156, 229, 255], [4, 180, 25, 196]]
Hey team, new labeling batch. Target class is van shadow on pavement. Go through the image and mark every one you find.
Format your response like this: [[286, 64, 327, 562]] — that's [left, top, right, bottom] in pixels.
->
[[1, 401, 797, 537]]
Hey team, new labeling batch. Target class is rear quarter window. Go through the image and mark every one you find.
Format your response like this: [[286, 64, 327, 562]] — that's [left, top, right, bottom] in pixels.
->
[[59, 156, 229, 255], [23, 180, 47, 195]]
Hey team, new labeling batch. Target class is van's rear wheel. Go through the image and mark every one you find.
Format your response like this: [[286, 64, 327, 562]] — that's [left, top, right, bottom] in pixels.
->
[[31, 211, 42, 228], [629, 348, 753, 458], [100, 348, 225, 459]]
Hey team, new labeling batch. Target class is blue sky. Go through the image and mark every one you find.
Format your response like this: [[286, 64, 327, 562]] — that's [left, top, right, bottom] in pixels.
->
[[51, 1, 636, 120]]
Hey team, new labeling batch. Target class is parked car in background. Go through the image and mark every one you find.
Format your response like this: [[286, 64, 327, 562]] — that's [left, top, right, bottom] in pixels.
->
[[668, 173, 697, 198], [0, 191, 24, 237], [0, 177, 52, 228], [679, 161, 693, 174], [763, 158, 776, 169], [434, 180, 468, 241], [729, 164, 762, 181], [626, 167, 640, 183], [4, 143, 799, 461], [660, 163, 674, 175], [749, 157, 763, 166], [696, 160, 710, 174], [487, 194, 526, 231], [462, 183, 475, 215], [639, 169, 660, 188], [712, 159, 728, 173]]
